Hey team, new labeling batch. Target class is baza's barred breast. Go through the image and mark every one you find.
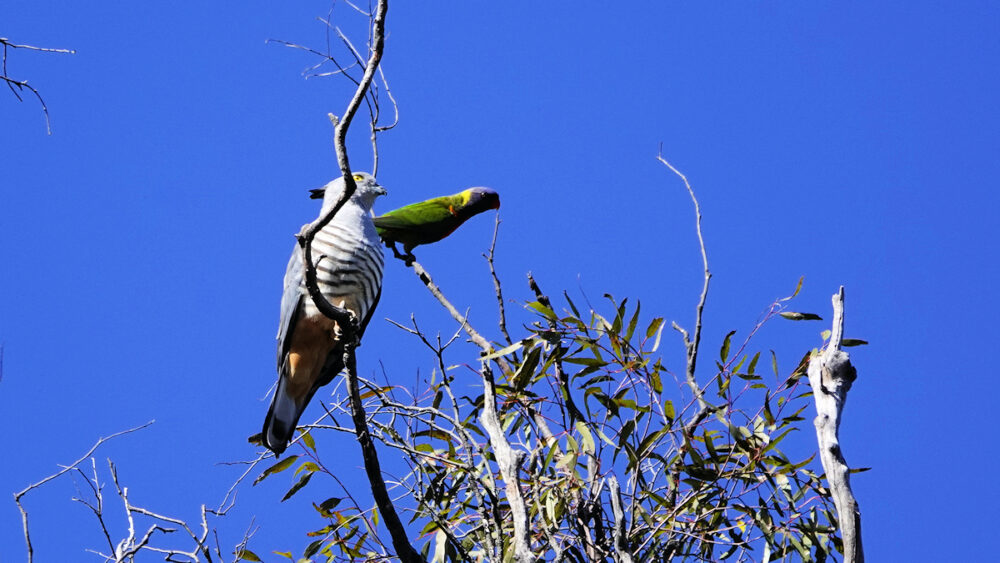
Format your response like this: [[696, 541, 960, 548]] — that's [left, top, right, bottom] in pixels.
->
[[306, 210, 384, 321]]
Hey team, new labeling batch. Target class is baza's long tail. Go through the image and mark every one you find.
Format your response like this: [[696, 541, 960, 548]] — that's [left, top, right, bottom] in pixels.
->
[[262, 377, 304, 455]]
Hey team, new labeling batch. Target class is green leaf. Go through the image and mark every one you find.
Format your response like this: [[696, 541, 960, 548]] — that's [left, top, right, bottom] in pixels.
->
[[646, 317, 664, 339], [295, 462, 320, 478], [780, 311, 823, 321], [236, 549, 262, 562], [481, 340, 526, 361], [512, 345, 542, 390], [625, 301, 641, 342], [304, 538, 324, 558], [720, 330, 736, 362], [299, 430, 316, 452], [781, 276, 805, 301], [650, 318, 665, 352], [747, 351, 760, 375], [253, 455, 299, 486], [526, 300, 558, 321], [649, 369, 663, 395], [662, 400, 675, 421], [575, 421, 595, 454], [618, 418, 636, 450], [281, 471, 314, 502], [636, 428, 666, 458], [314, 497, 342, 518], [842, 338, 869, 347], [563, 290, 581, 317]]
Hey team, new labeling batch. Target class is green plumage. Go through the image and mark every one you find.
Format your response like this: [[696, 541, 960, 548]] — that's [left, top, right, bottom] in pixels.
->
[[374, 187, 500, 255]]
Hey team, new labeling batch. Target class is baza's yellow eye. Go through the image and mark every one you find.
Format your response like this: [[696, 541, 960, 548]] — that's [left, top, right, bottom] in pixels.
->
[[352, 174, 365, 182]]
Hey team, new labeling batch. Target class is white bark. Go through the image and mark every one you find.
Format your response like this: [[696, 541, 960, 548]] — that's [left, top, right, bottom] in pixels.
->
[[807, 287, 864, 563]]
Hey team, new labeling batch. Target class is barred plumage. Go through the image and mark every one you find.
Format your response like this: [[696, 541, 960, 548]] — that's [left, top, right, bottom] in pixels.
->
[[263, 173, 386, 454]]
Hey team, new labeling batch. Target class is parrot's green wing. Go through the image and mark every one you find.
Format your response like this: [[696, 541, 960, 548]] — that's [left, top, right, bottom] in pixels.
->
[[374, 188, 500, 255], [375, 195, 458, 232]]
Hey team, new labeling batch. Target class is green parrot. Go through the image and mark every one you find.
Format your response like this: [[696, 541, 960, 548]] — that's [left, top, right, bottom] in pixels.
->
[[372, 187, 500, 256]]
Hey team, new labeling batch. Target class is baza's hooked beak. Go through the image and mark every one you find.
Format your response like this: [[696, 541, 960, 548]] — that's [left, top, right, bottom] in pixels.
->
[[374, 184, 388, 196], [309, 188, 326, 200]]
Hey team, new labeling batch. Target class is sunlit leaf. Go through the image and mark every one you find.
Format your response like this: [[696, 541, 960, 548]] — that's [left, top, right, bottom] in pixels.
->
[[481, 340, 526, 361], [253, 455, 299, 486], [314, 497, 342, 518], [281, 471, 313, 502], [236, 549, 262, 562], [626, 301, 641, 342], [779, 311, 822, 321], [720, 330, 736, 362], [575, 421, 595, 454], [512, 346, 542, 390], [299, 430, 316, 452], [526, 300, 558, 321]]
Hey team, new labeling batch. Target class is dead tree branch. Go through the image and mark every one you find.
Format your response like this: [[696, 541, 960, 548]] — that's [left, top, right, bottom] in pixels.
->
[[657, 149, 711, 420], [807, 287, 864, 562], [1, 37, 75, 134], [14, 420, 154, 563]]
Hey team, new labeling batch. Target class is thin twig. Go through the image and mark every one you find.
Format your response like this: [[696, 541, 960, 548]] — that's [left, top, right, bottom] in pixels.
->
[[657, 149, 712, 431], [484, 213, 513, 346], [14, 420, 154, 563], [1, 38, 75, 134]]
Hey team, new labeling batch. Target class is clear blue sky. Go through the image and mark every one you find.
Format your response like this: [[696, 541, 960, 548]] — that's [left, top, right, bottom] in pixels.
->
[[3, 1, 997, 560]]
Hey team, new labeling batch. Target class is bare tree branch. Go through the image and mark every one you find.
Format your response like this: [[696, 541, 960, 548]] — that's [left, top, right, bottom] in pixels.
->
[[1, 37, 75, 134], [807, 287, 864, 563], [657, 148, 711, 418], [14, 420, 154, 563], [484, 213, 513, 346]]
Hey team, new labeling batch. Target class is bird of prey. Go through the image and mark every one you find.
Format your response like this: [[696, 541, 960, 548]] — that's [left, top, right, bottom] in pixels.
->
[[262, 173, 386, 454], [371, 187, 500, 257]]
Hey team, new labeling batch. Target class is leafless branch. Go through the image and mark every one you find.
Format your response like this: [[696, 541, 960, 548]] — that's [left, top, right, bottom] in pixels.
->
[[484, 213, 513, 346], [1, 37, 75, 134], [657, 149, 711, 414], [14, 420, 153, 563], [807, 287, 863, 562]]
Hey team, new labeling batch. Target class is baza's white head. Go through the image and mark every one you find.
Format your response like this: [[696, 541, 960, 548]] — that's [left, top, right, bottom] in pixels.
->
[[320, 172, 387, 211]]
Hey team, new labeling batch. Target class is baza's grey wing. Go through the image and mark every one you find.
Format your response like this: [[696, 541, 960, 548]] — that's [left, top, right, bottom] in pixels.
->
[[276, 244, 305, 370]]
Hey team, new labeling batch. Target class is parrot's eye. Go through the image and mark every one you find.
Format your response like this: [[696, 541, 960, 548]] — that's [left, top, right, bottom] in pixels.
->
[[352, 174, 365, 182]]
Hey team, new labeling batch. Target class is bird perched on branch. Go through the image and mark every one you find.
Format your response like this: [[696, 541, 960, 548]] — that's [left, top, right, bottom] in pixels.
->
[[371, 187, 500, 258], [263, 173, 386, 454]]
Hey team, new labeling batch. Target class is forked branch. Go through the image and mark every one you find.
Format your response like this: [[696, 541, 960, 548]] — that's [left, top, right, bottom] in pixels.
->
[[14, 421, 154, 563], [1, 37, 75, 134]]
